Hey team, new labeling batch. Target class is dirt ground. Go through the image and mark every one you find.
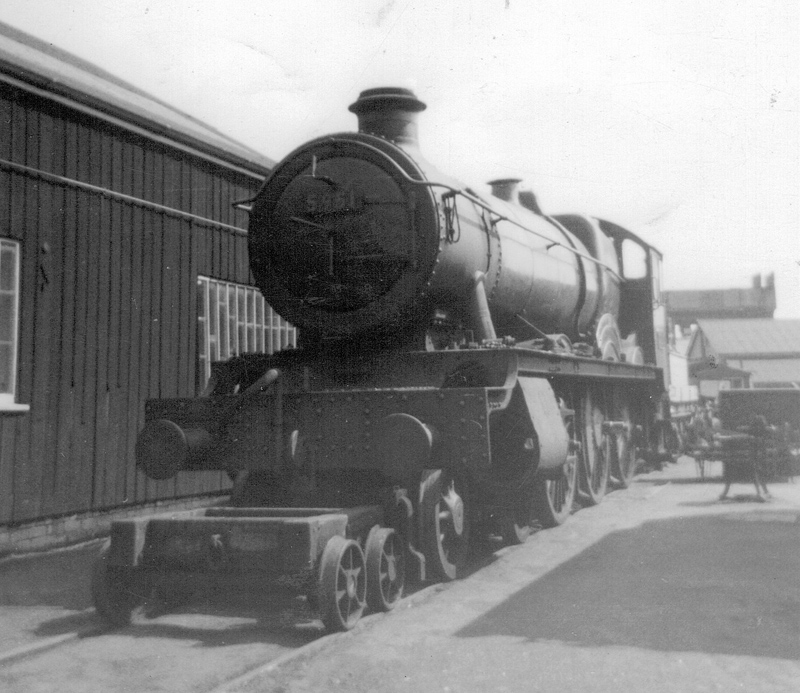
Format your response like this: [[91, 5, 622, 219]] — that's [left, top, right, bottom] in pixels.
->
[[2, 457, 799, 693], [224, 457, 800, 693]]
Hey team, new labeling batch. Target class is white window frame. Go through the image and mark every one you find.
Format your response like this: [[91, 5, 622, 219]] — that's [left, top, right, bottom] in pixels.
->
[[197, 276, 297, 392], [0, 239, 27, 412]]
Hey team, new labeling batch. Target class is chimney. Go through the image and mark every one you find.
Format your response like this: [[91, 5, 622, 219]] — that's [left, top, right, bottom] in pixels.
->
[[488, 178, 522, 204], [348, 87, 426, 147], [752, 274, 761, 289]]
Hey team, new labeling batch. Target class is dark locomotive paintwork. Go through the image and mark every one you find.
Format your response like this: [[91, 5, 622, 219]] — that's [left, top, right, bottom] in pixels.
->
[[248, 87, 616, 348], [97, 87, 672, 633]]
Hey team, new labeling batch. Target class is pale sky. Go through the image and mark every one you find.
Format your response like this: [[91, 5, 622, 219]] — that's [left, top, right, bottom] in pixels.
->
[[3, 0, 799, 316]]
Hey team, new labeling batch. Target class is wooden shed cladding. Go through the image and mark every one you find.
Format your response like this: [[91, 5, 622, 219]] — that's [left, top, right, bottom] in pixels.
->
[[0, 84, 267, 525]]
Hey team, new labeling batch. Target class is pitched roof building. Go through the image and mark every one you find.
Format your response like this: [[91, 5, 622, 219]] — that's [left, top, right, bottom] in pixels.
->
[[0, 21, 275, 174], [686, 319, 800, 394], [0, 21, 294, 545]]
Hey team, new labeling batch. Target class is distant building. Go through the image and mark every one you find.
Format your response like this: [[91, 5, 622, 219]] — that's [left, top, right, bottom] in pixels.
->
[[686, 319, 800, 396], [668, 332, 699, 405], [664, 274, 776, 332]]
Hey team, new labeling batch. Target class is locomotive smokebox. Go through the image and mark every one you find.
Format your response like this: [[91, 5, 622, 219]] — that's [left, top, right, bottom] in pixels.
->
[[348, 87, 426, 146]]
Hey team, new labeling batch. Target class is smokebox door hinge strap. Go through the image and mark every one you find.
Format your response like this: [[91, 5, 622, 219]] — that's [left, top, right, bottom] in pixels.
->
[[442, 191, 461, 243]]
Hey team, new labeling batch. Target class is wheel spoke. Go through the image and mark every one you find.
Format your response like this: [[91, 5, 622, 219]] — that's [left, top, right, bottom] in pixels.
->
[[420, 470, 469, 581], [319, 536, 366, 631], [365, 527, 405, 612], [531, 395, 578, 528]]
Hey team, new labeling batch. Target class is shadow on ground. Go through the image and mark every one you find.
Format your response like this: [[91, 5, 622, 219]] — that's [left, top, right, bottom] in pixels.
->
[[0, 541, 101, 610], [31, 571, 433, 648], [457, 510, 800, 660], [1, 536, 439, 650]]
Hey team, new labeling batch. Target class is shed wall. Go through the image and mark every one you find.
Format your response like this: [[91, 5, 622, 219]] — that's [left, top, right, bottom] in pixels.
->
[[0, 83, 266, 524]]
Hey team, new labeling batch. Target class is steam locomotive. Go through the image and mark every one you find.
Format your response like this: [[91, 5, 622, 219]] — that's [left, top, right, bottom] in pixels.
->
[[94, 88, 671, 632]]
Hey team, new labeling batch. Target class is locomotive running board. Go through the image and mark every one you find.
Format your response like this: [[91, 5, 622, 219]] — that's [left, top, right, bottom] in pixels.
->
[[513, 348, 661, 381], [247, 346, 661, 392]]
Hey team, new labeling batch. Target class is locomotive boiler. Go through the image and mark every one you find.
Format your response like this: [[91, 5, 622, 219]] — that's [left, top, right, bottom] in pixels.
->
[[95, 87, 671, 632], [248, 88, 620, 351]]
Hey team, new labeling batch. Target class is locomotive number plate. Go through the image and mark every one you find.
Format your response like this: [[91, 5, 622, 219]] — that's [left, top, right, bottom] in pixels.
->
[[306, 185, 364, 215]]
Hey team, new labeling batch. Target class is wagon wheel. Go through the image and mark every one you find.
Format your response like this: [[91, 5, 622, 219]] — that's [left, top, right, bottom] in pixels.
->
[[365, 526, 405, 611], [578, 389, 610, 505], [610, 403, 637, 489], [419, 469, 469, 581], [317, 536, 366, 631], [92, 541, 149, 627]]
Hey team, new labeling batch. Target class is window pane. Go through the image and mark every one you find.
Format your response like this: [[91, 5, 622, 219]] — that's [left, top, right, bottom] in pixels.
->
[[197, 275, 295, 386], [621, 239, 647, 279], [0, 294, 14, 343], [218, 293, 228, 359], [0, 343, 10, 394], [0, 245, 16, 292], [247, 291, 255, 323], [208, 283, 217, 338], [228, 286, 237, 354], [256, 296, 264, 351], [0, 241, 19, 399], [237, 287, 246, 351]]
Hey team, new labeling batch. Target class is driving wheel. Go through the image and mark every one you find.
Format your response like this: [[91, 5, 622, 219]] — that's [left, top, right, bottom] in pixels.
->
[[532, 398, 579, 528], [419, 469, 469, 581], [610, 403, 637, 488], [578, 389, 610, 505]]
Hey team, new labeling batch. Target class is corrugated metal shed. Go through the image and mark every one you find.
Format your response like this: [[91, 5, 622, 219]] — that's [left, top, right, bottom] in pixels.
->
[[695, 319, 800, 358], [0, 20, 275, 176], [737, 359, 800, 386]]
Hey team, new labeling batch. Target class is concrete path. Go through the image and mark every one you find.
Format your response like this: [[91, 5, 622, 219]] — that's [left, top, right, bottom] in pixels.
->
[[223, 458, 800, 693]]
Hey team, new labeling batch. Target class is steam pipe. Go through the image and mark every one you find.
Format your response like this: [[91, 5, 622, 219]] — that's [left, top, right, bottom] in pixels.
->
[[471, 271, 497, 342]]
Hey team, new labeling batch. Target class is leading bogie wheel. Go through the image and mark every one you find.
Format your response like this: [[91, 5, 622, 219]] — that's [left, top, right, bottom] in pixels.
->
[[92, 541, 149, 627], [317, 535, 367, 631], [419, 469, 469, 582], [365, 526, 405, 611]]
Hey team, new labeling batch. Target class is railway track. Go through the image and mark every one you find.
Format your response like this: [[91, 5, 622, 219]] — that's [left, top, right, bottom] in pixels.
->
[[0, 466, 668, 693], [0, 492, 636, 693], [0, 560, 440, 693], [0, 579, 329, 693]]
